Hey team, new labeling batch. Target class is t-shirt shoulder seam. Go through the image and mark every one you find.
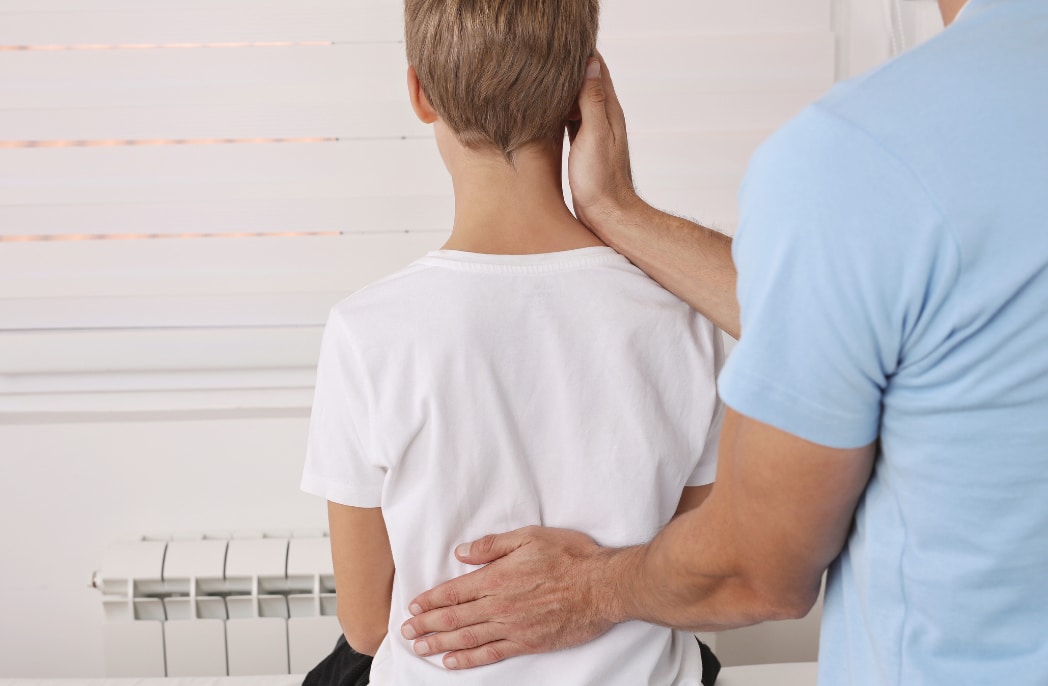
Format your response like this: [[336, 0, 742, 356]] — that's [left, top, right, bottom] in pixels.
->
[[806, 103, 966, 359], [806, 102, 966, 287]]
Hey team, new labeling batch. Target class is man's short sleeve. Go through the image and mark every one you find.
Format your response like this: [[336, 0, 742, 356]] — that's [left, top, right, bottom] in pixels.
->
[[300, 310, 386, 507], [718, 105, 958, 449]]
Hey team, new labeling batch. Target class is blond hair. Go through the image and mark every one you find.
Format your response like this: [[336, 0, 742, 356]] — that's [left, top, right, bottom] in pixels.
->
[[405, 0, 599, 161]]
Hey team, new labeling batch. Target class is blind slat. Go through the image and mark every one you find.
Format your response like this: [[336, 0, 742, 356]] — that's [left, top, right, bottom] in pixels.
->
[[0, 196, 455, 237], [0, 103, 428, 142], [0, 292, 341, 330], [0, 45, 406, 110], [1, 35, 832, 112], [0, 89, 823, 143], [0, 131, 760, 214], [0, 233, 450, 299], [0, 0, 831, 44], [0, 6, 400, 45], [0, 327, 322, 374], [0, 140, 452, 207], [600, 34, 835, 94]]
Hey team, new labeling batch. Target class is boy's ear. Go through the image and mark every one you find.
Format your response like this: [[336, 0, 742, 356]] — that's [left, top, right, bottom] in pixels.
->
[[566, 102, 582, 122], [407, 65, 439, 124]]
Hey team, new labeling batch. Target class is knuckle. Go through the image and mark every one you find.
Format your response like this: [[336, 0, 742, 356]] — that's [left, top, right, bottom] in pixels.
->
[[438, 609, 459, 631], [586, 83, 606, 104], [459, 628, 480, 649], [440, 585, 460, 607], [484, 644, 507, 664], [475, 534, 498, 555]]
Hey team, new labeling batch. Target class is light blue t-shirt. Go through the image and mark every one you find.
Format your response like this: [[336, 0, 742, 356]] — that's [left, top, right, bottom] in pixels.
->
[[717, 0, 1048, 683]]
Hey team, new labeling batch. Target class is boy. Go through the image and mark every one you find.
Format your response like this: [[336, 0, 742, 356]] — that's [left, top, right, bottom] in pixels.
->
[[301, 0, 723, 683]]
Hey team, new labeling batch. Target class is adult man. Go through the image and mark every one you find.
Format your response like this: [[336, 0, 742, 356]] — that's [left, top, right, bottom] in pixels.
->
[[399, 0, 1048, 682]]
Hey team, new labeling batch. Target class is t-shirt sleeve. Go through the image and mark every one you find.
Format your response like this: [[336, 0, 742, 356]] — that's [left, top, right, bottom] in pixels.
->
[[686, 393, 724, 487], [718, 105, 958, 449], [300, 310, 386, 507]]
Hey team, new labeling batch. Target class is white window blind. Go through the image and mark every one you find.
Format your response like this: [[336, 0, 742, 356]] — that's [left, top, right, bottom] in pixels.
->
[[0, 0, 837, 420]]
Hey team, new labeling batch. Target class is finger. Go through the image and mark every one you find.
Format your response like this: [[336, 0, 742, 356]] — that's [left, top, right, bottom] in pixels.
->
[[408, 620, 508, 658], [576, 57, 613, 139], [402, 558, 517, 636], [594, 52, 628, 143], [404, 567, 487, 625], [443, 640, 527, 670], [454, 527, 532, 565], [402, 597, 491, 641]]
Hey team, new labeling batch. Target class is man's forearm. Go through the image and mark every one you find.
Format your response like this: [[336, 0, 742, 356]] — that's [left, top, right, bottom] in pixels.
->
[[597, 495, 806, 633], [595, 409, 876, 634], [590, 199, 739, 339]]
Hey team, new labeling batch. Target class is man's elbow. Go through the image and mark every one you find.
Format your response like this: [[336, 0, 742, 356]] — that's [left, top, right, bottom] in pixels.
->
[[761, 591, 817, 621], [750, 579, 820, 622]]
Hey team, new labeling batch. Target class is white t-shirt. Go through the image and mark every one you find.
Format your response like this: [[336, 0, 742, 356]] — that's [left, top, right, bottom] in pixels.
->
[[301, 247, 724, 685]]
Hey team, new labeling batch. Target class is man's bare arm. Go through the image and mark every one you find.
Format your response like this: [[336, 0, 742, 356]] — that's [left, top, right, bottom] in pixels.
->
[[568, 56, 739, 338], [674, 483, 714, 518], [399, 408, 875, 668], [610, 409, 874, 632]]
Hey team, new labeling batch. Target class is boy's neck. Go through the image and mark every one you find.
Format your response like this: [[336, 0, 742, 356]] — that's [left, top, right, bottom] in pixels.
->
[[439, 134, 605, 255]]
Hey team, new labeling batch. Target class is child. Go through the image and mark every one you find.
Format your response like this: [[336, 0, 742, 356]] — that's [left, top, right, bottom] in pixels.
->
[[301, 0, 724, 683]]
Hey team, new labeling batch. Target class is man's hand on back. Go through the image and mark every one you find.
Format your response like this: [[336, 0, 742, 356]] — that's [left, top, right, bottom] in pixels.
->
[[398, 526, 627, 670]]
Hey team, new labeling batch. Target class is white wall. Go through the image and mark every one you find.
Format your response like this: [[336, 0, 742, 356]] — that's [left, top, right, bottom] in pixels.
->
[[0, 416, 320, 677]]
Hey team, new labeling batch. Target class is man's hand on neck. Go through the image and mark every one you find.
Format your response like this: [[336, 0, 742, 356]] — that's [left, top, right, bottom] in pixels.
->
[[566, 56, 740, 338]]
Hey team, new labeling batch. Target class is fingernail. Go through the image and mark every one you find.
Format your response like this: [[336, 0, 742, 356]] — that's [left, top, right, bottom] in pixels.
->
[[409, 603, 423, 615], [413, 640, 430, 656], [455, 543, 471, 558], [401, 624, 416, 640], [585, 59, 601, 79], [445, 656, 459, 669]]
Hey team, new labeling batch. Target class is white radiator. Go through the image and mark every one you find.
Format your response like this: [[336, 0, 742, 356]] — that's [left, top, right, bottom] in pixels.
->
[[93, 532, 341, 678]]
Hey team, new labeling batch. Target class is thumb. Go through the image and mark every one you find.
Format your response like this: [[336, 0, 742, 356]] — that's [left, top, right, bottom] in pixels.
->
[[577, 58, 610, 135], [455, 528, 530, 565]]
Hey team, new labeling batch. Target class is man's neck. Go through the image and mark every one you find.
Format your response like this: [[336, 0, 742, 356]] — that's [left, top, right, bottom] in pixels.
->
[[938, 0, 967, 25], [440, 138, 605, 255]]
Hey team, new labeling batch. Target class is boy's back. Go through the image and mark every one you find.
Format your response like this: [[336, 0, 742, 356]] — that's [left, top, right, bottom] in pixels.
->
[[302, 0, 724, 681], [303, 246, 722, 684]]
